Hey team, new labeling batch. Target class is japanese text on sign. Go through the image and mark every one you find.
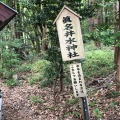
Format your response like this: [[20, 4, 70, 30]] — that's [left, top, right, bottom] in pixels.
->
[[70, 63, 86, 97], [63, 16, 79, 59]]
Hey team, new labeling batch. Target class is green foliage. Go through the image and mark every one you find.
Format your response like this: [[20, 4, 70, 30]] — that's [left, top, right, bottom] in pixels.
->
[[40, 79, 53, 88], [110, 101, 119, 108], [29, 74, 43, 85], [97, 25, 114, 46], [16, 63, 32, 73], [93, 108, 102, 120], [0, 30, 22, 79], [66, 98, 79, 105], [30, 96, 43, 104], [82, 46, 114, 79], [64, 111, 74, 117], [64, 111, 80, 118], [89, 101, 97, 107], [31, 59, 58, 87], [19, 0, 98, 90], [83, 26, 114, 46], [105, 90, 120, 98], [31, 59, 51, 73], [5, 79, 18, 87]]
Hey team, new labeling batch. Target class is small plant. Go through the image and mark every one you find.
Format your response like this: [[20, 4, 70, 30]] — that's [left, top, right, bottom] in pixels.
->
[[105, 90, 120, 98], [66, 98, 79, 105], [74, 112, 80, 118], [5, 79, 18, 87], [30, 96, 43, 104], [64, 111, 74, 117], [93, 108, 102, 120], [89, 101, 97, 107], [110, 101, 119, 108], [87, 87, 96, 97], [28, 74, 43, 85]]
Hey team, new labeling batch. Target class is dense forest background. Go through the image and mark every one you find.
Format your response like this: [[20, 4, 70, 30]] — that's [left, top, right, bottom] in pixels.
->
[[0, 0, 119, 89], [0, 0, 120, 119]]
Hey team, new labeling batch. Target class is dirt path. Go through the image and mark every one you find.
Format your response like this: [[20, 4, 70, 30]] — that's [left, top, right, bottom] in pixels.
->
[[1, 80, 56, 120], [0, 73, 120, 120]]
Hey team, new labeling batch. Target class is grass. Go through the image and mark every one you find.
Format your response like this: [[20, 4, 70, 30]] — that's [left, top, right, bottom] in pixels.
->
[[5, 79, 18, 87], [82, 41, 114, 79], [26, 41, 114, 88], [30, 95, 43, 104]]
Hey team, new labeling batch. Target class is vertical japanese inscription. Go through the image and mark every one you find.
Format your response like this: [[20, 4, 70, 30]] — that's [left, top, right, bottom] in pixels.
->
[[70, 63, 86, 97], [63, 16, 79, 59]]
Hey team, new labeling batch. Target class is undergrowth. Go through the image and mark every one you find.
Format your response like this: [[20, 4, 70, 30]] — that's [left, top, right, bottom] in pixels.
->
[[28, 42, 114, 87], [82, 42, 114, 79]]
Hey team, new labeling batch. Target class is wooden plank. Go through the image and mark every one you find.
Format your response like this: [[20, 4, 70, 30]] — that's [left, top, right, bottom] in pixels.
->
[[0, 13, 6, 21], [0, 9, 10, 19]]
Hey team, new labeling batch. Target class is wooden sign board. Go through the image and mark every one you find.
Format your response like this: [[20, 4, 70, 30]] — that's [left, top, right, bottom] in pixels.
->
[[54, 5, 85, 61], [70, 63, 86, 97]]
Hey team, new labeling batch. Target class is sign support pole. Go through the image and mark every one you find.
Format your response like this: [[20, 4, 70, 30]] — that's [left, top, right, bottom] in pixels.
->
[[81, 97, 89, 120], [54, 5, 90, 120]]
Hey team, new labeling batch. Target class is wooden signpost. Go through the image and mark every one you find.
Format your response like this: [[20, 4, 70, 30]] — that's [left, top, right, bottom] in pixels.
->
[[54, 5, 89, 120], [53, 5, 84, 62]]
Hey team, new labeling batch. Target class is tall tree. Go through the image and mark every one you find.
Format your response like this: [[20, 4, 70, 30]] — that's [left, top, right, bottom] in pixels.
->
[[115, 0, 120, 91]]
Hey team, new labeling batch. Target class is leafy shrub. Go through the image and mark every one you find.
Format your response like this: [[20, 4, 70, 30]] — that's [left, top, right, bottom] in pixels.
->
[[16, 63, 32, 73], [82, 49, 114, 79], [29, 74, 43, 85], [31, 59, 51, 73], [31, 59, 57, 87], [0, 30, 22, 79]]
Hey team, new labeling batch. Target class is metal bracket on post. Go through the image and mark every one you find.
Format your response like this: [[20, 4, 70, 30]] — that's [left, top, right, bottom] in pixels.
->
[[82, 97, 89, 120]]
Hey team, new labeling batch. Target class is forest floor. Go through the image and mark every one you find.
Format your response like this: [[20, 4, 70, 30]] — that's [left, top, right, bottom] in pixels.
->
[[0, 71, 120, 120]]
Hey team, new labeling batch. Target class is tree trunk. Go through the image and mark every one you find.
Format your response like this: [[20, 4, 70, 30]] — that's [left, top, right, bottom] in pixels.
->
[[34, 26, 41, 53], [41, 25, 48, 51], [116, 47, 120, 91], [115, 0, 120, 91]]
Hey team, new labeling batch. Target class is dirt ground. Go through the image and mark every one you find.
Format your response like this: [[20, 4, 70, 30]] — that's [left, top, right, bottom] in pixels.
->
[[0, 72, 120, 120]]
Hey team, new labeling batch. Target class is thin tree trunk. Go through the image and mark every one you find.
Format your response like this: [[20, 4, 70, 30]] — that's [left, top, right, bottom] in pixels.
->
[[116, 47, 120, 91], [41, 25, 48, 51], [115, 0, 120, 91], [35, 28, 41, 53]]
